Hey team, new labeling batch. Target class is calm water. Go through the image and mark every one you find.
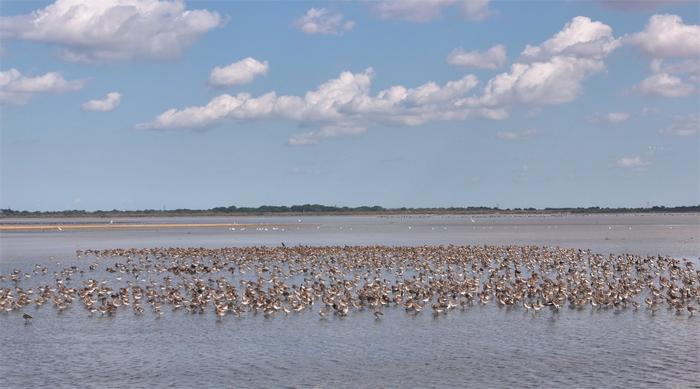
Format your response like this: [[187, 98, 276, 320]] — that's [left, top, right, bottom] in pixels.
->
[[1, 214, 699, 388]]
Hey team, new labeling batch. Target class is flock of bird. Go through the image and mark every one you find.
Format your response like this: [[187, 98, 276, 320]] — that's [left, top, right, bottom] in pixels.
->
[[1, 245, 698, 322]]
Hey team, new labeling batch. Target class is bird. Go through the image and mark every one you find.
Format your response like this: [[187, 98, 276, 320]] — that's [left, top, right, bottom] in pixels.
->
[[4, 244, 696, 325]]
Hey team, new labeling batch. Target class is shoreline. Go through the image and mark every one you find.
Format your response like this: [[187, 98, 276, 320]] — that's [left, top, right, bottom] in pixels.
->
[[1, 212, 697, 232], [2, 208, 698, 220]]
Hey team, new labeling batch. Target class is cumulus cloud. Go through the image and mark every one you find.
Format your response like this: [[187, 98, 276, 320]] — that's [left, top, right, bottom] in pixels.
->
[[624, 14, 700, 58], [446, 45, 506, 69], [623, 15, 699, 99], [650, 58, 700, 82], [458, 16, 618, 109], [460, 56, 606, 108], [634, 72, 695, 97], [496, 129, 536, 141], [371, 0, 491, 22], [294, 8, 355, 35], [0, 68, 84, 104], [0, 0, 222, 62], [139, 69, 496, 137], [81, 92, 121, 112], [521, 16, 620, 60], [661, 114, 699, 136], [140, 16, 616, 145], [616, 156, 649, 168], [209, 58, 269, 87]]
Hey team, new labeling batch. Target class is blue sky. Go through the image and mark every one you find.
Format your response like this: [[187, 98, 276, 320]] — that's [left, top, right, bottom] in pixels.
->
[[1, 0, 698, 211]]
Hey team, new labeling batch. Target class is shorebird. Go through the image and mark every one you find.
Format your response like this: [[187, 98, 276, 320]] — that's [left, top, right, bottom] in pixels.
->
[[22, 313, 32, 323], [2, 244, 696, 323]]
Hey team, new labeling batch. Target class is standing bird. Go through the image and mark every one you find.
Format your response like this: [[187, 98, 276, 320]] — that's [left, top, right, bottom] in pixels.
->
[[22, 313, 33, 323]]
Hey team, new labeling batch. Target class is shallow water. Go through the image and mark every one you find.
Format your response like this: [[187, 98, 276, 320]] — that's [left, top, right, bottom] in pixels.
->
[[1, 214, 699, 388]]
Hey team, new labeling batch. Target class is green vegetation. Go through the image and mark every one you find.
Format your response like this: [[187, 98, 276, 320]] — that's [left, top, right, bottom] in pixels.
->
[[1, 204, 698, 218]]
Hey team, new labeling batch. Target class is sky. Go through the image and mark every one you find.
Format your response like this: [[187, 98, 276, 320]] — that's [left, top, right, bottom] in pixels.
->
[[0, 0, 698, 211]]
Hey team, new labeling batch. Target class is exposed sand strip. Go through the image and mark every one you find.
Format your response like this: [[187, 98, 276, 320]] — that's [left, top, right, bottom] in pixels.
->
[[0, 223, 276, 231]]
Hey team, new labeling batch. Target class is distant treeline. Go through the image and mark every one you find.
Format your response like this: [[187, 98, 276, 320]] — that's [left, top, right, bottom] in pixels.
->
[[1, 204, 698, 218]]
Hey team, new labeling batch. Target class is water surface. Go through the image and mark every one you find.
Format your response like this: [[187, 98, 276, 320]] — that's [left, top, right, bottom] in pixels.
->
[[1, 214, 698, 388]]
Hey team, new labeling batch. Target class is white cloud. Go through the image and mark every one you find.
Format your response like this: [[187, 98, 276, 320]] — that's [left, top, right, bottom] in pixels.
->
[[140, 16, 617, 145], [139, 68, 501, 143], [458, 17, 618, 109], [624, 14, 700, 58], [294, 8, 355, 35], [590, 112, 630, 124], [371, 0, 492, 22], [661, 114, 699, 136], [460, 0, 492, 21], [209, 58, 269, 87], [496, 129, 536, 141], [447, 45, 506, 69], [634, 72, 695, 97], [616, 156, 649, 168], [521, 16, 620, 60], [625, 16, 699, 96], [0, 0, 222, 62], [81, 92, 121, 112], [650, 58, 700, 82], [0, 68, 84, 104], [606, 112, 630, 123], [461, 56, 606, 107]]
